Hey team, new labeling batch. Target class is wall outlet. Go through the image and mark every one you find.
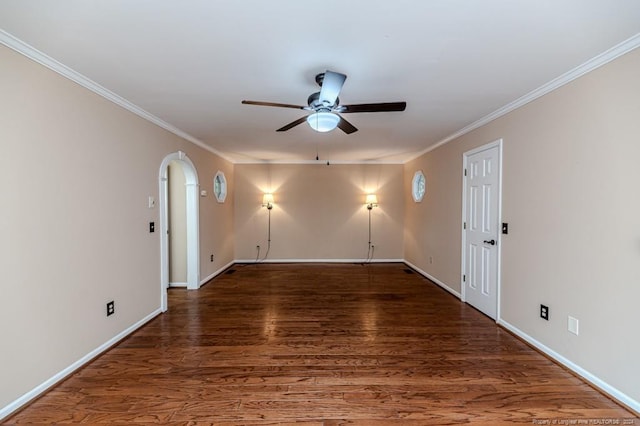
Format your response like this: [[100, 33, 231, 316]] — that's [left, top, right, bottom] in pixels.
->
[[210, 254, 214, 262], [568, 316, 579, 335], [106, 301, 115, 317], [540, 304, 549, 321], [149, 222, 155, 233]]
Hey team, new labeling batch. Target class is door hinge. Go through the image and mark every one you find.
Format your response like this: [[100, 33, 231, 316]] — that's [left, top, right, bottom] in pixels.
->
[[463, 274, 466, 282], [464, 168, 467, 176], [463, 222, 466, 230]]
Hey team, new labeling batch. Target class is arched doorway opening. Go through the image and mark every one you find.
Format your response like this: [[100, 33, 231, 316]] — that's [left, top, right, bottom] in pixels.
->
[[159, 151, 200, 311]]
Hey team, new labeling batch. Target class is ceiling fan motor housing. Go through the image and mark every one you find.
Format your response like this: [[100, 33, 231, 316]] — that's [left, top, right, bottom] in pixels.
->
[[307, 92, 339, 111], [242, 69, 405, 134]]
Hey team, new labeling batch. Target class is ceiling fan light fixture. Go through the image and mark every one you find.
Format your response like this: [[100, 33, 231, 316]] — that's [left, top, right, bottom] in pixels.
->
[[307, 112, 340, 132]]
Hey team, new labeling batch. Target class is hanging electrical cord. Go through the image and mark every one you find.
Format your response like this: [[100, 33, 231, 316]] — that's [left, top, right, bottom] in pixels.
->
[[366, 206, 375, 263], [365, 245, 373, 263], [365, 197, 377, 263], [262, 206, 272, 261], [256, 197, 273, 263]]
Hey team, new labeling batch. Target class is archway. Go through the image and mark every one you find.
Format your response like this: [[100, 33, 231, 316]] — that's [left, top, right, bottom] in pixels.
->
[[159, 151, 200, 311]]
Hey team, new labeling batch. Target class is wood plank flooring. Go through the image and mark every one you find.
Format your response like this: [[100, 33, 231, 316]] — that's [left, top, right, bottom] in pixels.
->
[[5, 263, 636, 424]]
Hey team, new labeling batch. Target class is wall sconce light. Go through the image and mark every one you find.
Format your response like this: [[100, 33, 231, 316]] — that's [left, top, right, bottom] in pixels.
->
[[365, 194, 378, 262], [259, 193, 274, 262], [262, 193, 274, 210], [366, 194, 378, 210]]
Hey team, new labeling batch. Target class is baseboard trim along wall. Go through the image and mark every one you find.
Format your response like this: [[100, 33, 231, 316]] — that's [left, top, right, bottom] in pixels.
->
[[404, 262, 639, 414], [498, 319, 640, 415], [3, 264, 637, 419], [0, 308, 162, 421], [403, 260, 462, 299], [199, 260, 235, 286], [234, 258, 405, 264]]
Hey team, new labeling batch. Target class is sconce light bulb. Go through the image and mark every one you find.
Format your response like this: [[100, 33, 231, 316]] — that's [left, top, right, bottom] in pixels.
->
[[263, 193, 274, 209], [365, 194, 378, 210]]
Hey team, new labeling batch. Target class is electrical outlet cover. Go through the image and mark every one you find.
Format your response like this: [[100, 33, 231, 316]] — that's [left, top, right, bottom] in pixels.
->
[[106, 301, 115, 317], [540, 304, 549, 321]]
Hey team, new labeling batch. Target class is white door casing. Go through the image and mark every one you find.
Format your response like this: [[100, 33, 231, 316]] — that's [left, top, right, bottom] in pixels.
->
[[462, 140, 502, 320], [159, 151, 200, 312]]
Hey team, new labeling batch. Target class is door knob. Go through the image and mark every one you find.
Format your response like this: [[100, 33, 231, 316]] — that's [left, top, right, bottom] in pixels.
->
[[483, 239, 496, 246]]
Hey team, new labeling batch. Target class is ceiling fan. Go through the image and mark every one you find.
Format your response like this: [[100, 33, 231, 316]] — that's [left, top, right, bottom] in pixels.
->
[[242, 70, 406, 134]]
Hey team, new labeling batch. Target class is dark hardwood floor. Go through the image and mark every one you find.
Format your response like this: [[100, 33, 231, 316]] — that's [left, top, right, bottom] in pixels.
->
[[4, 263, 636, 424]]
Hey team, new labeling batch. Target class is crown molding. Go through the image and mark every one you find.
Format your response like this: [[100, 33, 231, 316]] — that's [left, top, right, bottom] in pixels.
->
[[232, 158, 405, 165], [4, 28, 638, 166], [405, 32, 640, 163], [0, 30, 234, 163]]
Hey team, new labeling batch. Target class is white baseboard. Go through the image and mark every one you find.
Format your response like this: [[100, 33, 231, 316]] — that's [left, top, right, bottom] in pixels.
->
[[168, 282, 187, 288], [234, 258, 404, 264], [199, 260, 235, 286], [403, 260, 462, 299], [498, 319, 640, 414], [0, 308, 162, 421], [404, 262, 639, 413], [4, 265, 636, 420]]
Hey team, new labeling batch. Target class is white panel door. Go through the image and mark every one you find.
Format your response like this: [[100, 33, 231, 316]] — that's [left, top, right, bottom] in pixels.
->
[[463, 143, 501, 319]]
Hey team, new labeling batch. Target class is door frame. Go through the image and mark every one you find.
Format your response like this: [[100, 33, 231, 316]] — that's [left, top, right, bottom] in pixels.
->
[[460, 138, 503, 321], [159, 151, 200, 312]]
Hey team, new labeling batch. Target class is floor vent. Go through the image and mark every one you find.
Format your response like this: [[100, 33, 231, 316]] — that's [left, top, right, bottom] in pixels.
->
[[403, 268, 414, 274]]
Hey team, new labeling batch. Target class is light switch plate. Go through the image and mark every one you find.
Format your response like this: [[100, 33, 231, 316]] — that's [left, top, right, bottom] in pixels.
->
[[148, 196, 156, 209], [568, 316, 579, 335]]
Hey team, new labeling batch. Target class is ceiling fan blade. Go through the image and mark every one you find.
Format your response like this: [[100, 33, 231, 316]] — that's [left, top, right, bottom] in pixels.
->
[[276, 116, 308, 132], [319, 70, 347, 106], [337, 115, 358, 134], [242, 100, 307, 110], [340, 102, 407, 113]]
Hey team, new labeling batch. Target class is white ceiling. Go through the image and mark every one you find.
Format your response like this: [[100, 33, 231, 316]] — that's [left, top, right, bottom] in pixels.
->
[[1, 1, 639, 163]]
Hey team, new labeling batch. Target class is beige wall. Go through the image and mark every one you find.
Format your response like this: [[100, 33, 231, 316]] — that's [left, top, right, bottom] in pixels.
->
[[199, 159, 235, 282], [235, 164, 404, 261], [168, 161, 187, 284], [2, 36, 638, 416], [0, 45, 234, 410], [405, 48, 640, 404]]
